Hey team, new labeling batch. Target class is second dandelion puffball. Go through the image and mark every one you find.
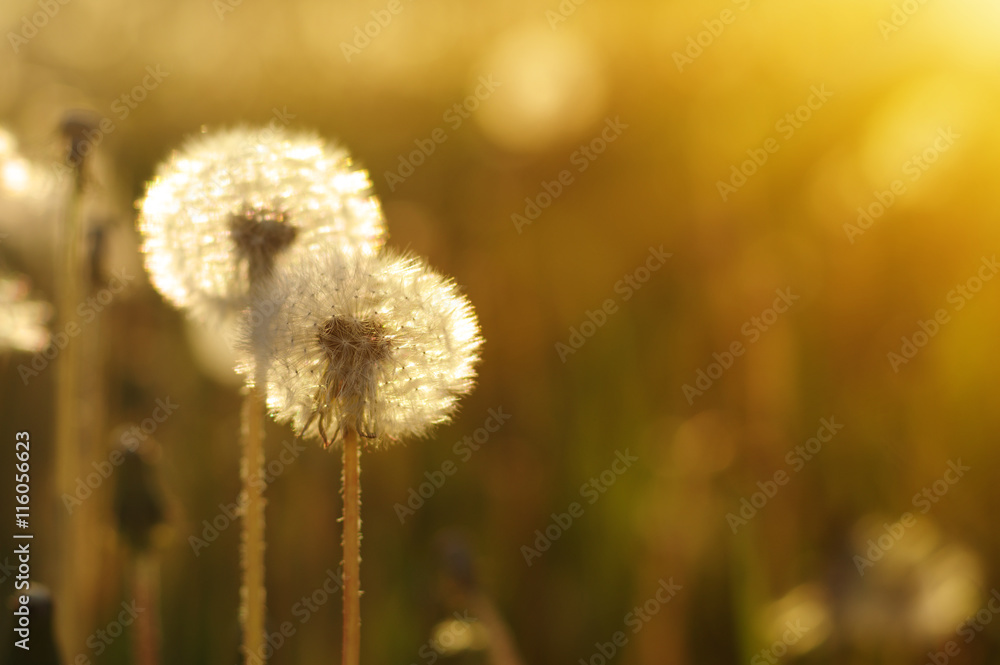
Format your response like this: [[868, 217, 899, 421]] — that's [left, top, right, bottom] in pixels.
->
[[139, 127, 385, 321]]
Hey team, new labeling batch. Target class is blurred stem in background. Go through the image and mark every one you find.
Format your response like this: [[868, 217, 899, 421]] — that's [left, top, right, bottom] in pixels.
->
[[437, 531, 525, 665], [132, 553, 161, 665], [54, 115, 88, 655], [114, 441, 167, 665], [54, 114, 116, 657], [242, 249, 280, 665]]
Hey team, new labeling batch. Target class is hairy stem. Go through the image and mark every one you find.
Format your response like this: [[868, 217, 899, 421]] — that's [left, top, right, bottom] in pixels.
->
[[342, 427, 362, 665], [241, 380, 267, 663], [237, 213, 292, 664]]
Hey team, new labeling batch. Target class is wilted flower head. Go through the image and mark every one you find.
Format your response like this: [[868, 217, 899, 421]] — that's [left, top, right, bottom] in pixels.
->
[[138, 126, 385, 321], [0, 273, 51, 353], [248, 249, 482, 445]]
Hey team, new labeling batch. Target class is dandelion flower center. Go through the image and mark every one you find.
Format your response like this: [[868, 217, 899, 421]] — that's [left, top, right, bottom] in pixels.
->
[[314, 315, 393, 441], [318, 316, 392, 369], [229, 205, 299, 282]]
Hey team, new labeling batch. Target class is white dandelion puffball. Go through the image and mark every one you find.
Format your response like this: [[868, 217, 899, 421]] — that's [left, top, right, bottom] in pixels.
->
[[249, 249, 482, 445], [138, 126, 385, 321]]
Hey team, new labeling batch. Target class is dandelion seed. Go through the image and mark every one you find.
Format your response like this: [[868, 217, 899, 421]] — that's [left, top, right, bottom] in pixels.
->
[[249, 249, 483, 445], [138, 126, 385, 321]]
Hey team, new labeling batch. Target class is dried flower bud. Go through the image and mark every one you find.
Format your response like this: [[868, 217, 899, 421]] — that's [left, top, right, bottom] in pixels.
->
[[246, 249, 482, 445], [60, 110, 102, 181], [138, 127, 385, 322], [112, 437, 166, 552]]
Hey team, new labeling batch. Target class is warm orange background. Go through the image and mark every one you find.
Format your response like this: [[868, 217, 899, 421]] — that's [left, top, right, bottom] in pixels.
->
[[2, 0, 1000, 663]]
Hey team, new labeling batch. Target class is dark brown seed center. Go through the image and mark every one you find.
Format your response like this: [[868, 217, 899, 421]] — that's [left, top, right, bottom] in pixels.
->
[[317, 316, 392, 365], [229, 206, 298, 282]]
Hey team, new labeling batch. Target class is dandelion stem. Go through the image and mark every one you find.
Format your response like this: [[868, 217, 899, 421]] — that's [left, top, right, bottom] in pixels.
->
[[241, 379, 267, 664], [342, 427, 362, 665]]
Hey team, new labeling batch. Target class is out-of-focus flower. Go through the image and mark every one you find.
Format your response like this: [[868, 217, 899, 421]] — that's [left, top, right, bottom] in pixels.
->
[[0, 127, 63, 267], [113, 438, 167, 552], [138, 127, 386, 322], [838, 516, 983, 648], [475, 26, 607, 153], [246, 249, 482, 446], [0, 273, 52, 353], [755, 583, 831, 659], [0, 127, 54, 199]]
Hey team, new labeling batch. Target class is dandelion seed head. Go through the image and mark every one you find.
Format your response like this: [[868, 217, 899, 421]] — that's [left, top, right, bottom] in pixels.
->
[[247, 249, 482, 445], [138, 126, 385, 321]]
